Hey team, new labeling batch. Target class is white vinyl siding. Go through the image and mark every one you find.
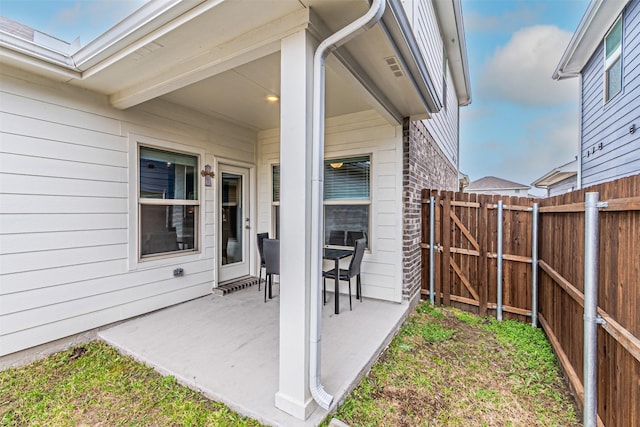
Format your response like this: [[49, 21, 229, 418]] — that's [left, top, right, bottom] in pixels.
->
[[257, 110, 404, 303], [0, 65, 256, 356], [401, 0, 459, 167], [580, 0, 640, 186]]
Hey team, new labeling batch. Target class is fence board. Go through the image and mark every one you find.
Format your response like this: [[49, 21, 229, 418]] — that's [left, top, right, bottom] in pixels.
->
[[421, 174, 640, 426]]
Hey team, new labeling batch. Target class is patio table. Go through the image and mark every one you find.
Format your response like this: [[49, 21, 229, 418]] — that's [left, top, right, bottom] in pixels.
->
[[323, 247, 354, 315]]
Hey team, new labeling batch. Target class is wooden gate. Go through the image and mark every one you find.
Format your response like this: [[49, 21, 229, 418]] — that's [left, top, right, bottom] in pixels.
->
[[421, 189, 535, 320]]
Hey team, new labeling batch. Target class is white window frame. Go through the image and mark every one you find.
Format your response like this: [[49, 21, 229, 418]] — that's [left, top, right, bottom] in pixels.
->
[[604, 15, 623, 103], [323, 154, 372, 249], [270, 154, 372, 249], [271, 163, 280, 239], [128, 133, 206, 270]]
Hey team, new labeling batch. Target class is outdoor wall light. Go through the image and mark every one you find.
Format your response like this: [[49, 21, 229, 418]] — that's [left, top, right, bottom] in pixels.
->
[[201, 164, 214, 187]]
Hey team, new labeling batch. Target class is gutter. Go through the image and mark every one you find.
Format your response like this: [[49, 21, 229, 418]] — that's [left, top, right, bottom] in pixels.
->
[[309, 0, 386, 410]]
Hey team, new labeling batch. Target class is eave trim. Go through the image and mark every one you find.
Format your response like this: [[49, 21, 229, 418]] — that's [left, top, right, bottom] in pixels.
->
[[380, 0, 441, 114]]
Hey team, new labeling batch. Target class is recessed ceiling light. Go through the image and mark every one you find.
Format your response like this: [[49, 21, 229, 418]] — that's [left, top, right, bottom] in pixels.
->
[[266, 95, 279, 102]]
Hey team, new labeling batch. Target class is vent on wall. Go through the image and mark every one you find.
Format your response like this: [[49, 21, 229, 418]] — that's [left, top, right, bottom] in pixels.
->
[[385, 56, 404, 77], [131, 41, 163, 60]]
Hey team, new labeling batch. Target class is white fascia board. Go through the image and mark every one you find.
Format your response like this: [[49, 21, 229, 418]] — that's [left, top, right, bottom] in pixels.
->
[[432, 0, 471, 106], [553, 0, 630, 80], [531, 159, 578, 187], [0, 0, 209, 80], [532, 171, 578, 188], [0, 31, 76, 70], [380, 0, 441, 114], [74, 0, 212, 74]]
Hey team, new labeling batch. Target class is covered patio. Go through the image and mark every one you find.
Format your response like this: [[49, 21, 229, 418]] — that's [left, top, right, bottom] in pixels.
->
[[98, 286, 413, 426]]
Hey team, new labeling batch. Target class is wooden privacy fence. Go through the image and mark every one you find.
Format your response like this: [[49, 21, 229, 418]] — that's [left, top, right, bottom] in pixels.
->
[[421, 174, 640, 427]]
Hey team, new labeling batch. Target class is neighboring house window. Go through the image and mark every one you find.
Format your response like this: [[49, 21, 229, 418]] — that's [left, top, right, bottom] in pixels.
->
[[605, 16, 623, 102], [272, 164, 280, 239], [271, 155, 371, 248], [139, 146, 199, 258]]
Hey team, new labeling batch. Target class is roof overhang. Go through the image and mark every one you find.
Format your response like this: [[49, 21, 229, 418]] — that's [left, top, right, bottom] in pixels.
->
[[553, 0, 630, 80], [0, 0, 467, 129], [531, 159, 578, 188], [432, 0, 471, 105]]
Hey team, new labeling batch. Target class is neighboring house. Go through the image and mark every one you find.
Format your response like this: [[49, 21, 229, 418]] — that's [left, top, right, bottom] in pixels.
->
[[554, 0, 640, 187], [0, 0, 470, 420], [463, 176, 530, 197], [458, 171, 470, 192], [531, 157, 579, 198]]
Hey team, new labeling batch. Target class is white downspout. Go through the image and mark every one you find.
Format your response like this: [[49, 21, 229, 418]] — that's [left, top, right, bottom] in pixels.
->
[[309, 0, 386, 410]]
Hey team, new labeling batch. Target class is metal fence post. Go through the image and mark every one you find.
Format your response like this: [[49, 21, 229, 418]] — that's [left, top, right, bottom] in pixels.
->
[[584, 192, 601, 427], [531, 202, 539, 327], [429, 196, 435, 305], [496, 200, 503, 321]]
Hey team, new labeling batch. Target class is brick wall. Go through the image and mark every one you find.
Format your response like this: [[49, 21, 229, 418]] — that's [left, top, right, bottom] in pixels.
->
[[402, 118, 457, 300]]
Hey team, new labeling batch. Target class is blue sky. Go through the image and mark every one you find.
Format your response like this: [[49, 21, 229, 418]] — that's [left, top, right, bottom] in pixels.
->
[[0, 0, 146, 44], [0, 0, 590, 194], [460, 0, 590, 193]]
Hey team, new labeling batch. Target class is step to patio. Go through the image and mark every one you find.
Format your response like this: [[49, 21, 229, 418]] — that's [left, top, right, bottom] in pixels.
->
[[212, 276, 262, 296]]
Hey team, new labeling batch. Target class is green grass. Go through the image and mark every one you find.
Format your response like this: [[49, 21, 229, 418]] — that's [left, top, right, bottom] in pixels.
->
[[1, 305, 579, 427], [0, 341, 262, 427], [323, 302, 579, 427]]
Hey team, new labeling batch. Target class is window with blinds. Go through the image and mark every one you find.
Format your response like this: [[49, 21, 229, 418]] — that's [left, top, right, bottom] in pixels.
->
[[271, 155, 371, 248], [324, 156, 370, 200]]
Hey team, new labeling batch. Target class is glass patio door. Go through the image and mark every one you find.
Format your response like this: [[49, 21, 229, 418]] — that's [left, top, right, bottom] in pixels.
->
[[219, 164, 250, 282]]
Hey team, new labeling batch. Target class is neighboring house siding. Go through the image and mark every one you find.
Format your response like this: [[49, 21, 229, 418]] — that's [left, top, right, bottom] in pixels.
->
[[464, 188, 527, 197], [580, 0, 640, 186], [548, 176, 578, 197], [257, 110, 404, 303], [402, 119, 457, 301], [0, 66, 256, 356]]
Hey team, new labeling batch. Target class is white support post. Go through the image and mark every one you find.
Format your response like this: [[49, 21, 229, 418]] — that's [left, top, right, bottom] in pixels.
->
[[275, 29, 316, 420]]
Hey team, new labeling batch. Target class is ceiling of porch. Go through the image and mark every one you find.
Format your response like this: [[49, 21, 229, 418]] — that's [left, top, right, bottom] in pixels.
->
[[158, 51, 373, 131]]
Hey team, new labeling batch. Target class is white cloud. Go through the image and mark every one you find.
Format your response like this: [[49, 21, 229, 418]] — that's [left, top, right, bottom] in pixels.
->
[[461, 110, 579, 187], [49, 0, 148, 43], [465, 5, 541, 33], [478, 25, 578, 106], [460, 105, 495, 122]]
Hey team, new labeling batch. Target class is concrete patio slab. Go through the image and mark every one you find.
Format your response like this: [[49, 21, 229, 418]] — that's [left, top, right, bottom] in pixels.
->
[[98, 286, 413, 426]]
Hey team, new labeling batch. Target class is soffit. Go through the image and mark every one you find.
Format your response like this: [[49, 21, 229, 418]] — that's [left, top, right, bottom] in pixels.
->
[[554, 0, 630, 78], [3, 0, 435, 130]]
